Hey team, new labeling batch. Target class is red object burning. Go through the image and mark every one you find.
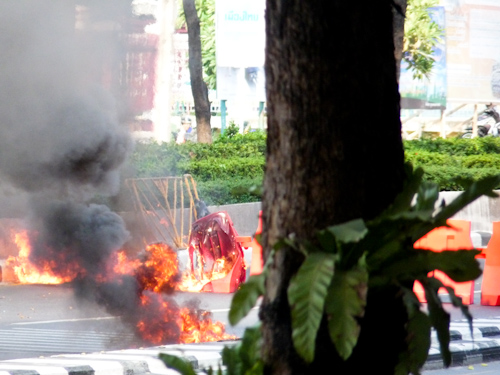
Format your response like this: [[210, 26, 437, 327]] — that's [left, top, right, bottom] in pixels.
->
[[179, 211, 246, 293]]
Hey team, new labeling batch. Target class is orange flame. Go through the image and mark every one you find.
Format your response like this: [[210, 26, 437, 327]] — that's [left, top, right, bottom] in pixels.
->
[[5, 229, 238, 345], [5, 231, 81, 284], [135, 293, 235, 344], [179, 307, 234, 343]]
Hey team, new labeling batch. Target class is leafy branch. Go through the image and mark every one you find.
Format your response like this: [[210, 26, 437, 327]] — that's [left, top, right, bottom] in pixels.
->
[[161, 164, 500, 375], [403, 0, 443, 79]]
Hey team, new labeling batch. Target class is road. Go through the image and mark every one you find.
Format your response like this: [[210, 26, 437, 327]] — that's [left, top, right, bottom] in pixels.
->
[[1, 262, 500, 372], [425, 362, 500, 375], [0, 283, 258, 360]]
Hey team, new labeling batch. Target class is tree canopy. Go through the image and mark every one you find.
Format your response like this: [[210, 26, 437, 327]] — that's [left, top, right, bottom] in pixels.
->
[[176, 0, 442, 87]]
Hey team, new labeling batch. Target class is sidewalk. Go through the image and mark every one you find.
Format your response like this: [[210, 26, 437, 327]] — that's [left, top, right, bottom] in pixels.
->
[[1, 320, 500, 375], [425, 318, 500, 370]]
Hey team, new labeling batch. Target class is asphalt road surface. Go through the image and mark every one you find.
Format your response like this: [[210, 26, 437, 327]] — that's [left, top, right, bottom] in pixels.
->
[[424, 361, 500, 374], [0, 283, 258, 360]]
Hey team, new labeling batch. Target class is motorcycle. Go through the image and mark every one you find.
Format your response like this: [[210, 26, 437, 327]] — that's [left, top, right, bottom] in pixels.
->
[[461, 104, 500, 138]]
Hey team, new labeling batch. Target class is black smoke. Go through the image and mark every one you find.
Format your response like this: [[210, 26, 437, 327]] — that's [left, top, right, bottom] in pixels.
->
[[0, 0, 137, 321]]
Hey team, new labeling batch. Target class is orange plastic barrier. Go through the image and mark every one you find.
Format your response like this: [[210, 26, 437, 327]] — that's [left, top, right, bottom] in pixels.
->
[[202, 255, 245, 293], [413, 219, 475, 305], [249, 211, 263, 276], [481, 221, 500, 305]]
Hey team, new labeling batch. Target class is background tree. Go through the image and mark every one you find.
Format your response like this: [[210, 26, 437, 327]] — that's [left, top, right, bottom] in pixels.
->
[[177, 0, 216, 90], [178, 0, 439, 90], [403, 0, 443, 79], [181, 0, 212, 143]]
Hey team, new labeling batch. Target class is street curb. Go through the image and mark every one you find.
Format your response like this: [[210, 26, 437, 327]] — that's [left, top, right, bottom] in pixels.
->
[[1, 325, 500, 374], [424, 323, 500, 370], [0, 341, 237, 375]]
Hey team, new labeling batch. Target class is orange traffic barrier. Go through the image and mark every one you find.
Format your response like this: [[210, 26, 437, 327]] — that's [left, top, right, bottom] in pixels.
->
[[203, 255, 245, 293], [249, 211, 263, 276], [481, 221, 500, 305], [413, 219, 475, 305]]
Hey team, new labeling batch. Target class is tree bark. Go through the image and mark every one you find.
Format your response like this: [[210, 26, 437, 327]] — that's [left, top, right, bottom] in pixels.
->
[[183, 0, 212, 143], [261, 1, 406, 374], [393, 0, 408, 79]]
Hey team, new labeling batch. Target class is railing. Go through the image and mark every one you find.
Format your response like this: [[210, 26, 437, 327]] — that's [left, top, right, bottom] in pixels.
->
[[126, 175, 201, 249], [402, 100, 500, 139]]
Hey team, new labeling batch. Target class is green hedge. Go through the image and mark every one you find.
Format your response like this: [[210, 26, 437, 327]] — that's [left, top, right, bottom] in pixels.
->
[[127, 130, 266, 205], [125, 133, 500, 205], [404, 137, 500, 191]]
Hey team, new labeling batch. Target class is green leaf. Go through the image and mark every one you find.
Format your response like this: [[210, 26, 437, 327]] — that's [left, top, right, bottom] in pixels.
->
[[326, 219, 368, 244], [222, 345, 242, 375], [316, 229, 337, 254], [381, 249, 481, 284], [229, 273, 266, 326], [390, 164, 424, 212], [396, 309, 432, 375], [421, 277, 452, 367], [239, 324, 262, 371], [159, 353, 197, 375], [325, 260, 368, 360], [441, 285, 474, 339], [431, 250, 482, 282], [415, 180, 439, 212], [288, 252, 336, 363]]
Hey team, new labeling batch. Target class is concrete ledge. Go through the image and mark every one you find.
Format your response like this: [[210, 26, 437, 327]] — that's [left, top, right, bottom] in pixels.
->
[[0, 341, 237, 375]]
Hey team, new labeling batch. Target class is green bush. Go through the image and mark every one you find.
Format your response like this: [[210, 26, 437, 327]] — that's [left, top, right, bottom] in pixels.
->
[[460, 154, 500, 169], [405, 150, 457, 167], [196, 177, 263, 206], [404, 137, 500, 156], [421, 166, 500, 191], [127, 131, 266, 205], [126, 133, 500, 205]]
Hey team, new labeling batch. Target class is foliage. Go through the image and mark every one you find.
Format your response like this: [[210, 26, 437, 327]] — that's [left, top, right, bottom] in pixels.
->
[[197, 177, 263, 205], [177, 0, 216, 89], [177, 0, 443, 86], [127, 131, 266, 205], [404, 138, 500, 191], [160, 166, 500, 375], [127, 135, 500, 205], [403, 0, 443, 79], [404, 137, 500, 156]]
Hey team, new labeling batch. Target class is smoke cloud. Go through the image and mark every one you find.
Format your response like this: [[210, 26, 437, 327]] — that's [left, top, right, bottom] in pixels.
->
[[0, 0, 134, 296], [0, 1, 133, 201]]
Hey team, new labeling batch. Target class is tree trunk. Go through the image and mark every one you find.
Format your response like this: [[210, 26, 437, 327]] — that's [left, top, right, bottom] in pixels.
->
[[183, 0, 212, 143], [393, 0, 408, 79], [261, 1, 406, 374]]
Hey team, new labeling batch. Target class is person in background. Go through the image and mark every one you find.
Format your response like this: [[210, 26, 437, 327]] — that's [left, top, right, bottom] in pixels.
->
[[176, 117, 192, 144]]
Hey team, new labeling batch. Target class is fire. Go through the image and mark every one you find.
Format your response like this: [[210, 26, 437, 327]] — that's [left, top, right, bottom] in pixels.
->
[[4, 230, 237, 345], [179, 307, 233, 343], [6, 231, 81, 284], [135, 293, 236, 344], [177, 255, 235, 292], [135, 243, 180, 293]]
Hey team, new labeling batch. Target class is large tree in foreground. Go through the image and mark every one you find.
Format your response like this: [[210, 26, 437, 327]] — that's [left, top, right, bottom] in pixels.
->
[[260, 1, 406, 374], [162, 1, 494, 375]]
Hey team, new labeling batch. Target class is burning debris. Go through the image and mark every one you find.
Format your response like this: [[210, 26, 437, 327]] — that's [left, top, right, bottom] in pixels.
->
[[5, 228, 238, 345], [180, 211, 246, 293]]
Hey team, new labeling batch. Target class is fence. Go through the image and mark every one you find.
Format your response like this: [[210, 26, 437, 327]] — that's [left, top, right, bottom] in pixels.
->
[[402, 101, 500, 139]]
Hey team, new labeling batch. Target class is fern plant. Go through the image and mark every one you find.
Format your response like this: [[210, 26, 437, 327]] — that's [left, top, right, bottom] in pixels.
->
[[161, 165, 500, 375]]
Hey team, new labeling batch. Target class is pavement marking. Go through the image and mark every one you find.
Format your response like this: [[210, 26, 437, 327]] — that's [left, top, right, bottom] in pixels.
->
[[210, 306, 260, 313], [10, 316, 118, 326]]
